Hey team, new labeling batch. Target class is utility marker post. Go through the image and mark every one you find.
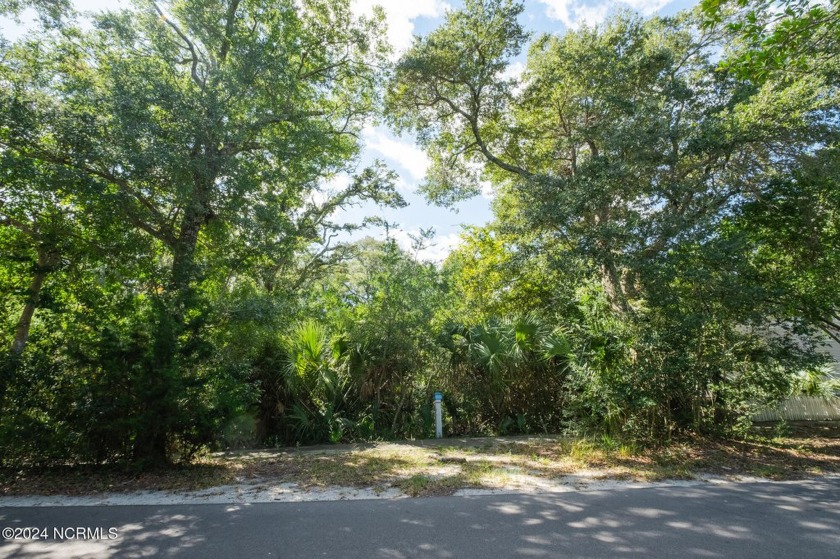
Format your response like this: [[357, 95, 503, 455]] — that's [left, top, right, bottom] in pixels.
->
[[434, 391, 443, 439]]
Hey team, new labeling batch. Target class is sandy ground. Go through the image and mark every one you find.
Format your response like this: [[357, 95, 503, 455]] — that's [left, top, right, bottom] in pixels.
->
[[4, 471, 831, 508]]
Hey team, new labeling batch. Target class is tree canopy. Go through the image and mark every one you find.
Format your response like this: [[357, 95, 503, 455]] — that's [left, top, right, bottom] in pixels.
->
[[1, 0, 838, 466]]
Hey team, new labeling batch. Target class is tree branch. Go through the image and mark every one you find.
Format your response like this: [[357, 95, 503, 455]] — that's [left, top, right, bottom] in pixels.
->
[[431, 83, 533, 179], [150, 0, 204, 88], [218, 0, 241, 63], [0, 201, 36, 237]]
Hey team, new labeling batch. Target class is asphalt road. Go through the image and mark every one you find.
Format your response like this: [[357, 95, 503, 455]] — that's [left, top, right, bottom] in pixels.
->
[[1, 479, 839, 558]]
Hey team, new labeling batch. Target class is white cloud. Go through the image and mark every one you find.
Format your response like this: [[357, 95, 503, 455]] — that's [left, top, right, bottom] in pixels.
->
[[362, 126, 430, 183], [309, 173, 352, 206], [419, 231, 462, 263], [620, 0, 673, 15], [538, 0, 673, 30], [389, 229, 462, 263], [573, 3, 611, 27], [479, 179, 495, 200], [538, 0, 581, 28], [352, 0, 451, 55], [325, 173, 352, 191], [394, 177, 415, 194], [500, 61, 525, 81]]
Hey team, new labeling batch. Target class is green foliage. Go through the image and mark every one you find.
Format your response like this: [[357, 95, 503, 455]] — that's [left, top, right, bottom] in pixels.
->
[[437, 314, 570, 435], [702, 0, 840, 81], [793, 368, 840, 398], [2, 0, 839, 464], [0, 287, 257, 467], [307, 237, 448, 439], [390, 1, 838, 440], [387, 0, 530, 206], [280, 321, 357, 444], [0, 0, 399, 466]]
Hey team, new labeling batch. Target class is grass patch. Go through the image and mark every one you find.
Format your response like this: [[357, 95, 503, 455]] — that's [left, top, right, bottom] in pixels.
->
[[398, 475, 431, 497]]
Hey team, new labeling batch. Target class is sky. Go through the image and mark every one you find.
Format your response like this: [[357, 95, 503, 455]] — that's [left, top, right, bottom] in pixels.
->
[[0, 0, 698, 262]]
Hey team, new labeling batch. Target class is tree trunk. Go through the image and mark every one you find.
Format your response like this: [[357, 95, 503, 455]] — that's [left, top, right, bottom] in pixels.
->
[[599, 260, 631, 314], [592, 203, 631, 314], [10, 247, 58, 356], [131, 206, 207, 468], [132, 422, 170, 468], [391, 383, 409, 435]]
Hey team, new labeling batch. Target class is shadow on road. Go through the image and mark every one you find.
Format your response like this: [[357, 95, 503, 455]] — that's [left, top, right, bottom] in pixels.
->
[[2, 479, 839, 558]]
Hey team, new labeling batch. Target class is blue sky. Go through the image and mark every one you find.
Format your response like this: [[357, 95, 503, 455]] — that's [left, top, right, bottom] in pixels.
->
[[1, 0, 699, 261]]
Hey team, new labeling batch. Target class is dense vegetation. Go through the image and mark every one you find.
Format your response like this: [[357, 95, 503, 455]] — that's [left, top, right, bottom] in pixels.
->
[[1, 0, 838, 468]]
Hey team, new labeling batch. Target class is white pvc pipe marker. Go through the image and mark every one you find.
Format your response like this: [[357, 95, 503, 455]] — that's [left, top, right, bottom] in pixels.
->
[[434, 391, 443, 439]]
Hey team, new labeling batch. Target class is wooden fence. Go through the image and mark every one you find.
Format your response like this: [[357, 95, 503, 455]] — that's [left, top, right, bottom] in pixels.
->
[[753, 396, 840, 422]]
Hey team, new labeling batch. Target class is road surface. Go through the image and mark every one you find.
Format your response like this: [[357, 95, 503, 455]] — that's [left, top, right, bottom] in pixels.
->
[[2, 479, 839, 558]]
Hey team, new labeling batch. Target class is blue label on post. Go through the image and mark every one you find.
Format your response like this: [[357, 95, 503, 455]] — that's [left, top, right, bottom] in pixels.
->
[[434, 391, 442, 401]]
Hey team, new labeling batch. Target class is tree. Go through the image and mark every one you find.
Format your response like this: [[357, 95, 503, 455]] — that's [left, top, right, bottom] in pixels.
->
[[1, 0, 401, 465], [0, 168, 65, 357], [313, 237, 446, 436], [701, 0, 840, 81], [0, 0, 71, 27], [388, 1, 832, 314], [388, 0, 837, 436], [442, 225, 568, 323], [700, 0, 840, 344]]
